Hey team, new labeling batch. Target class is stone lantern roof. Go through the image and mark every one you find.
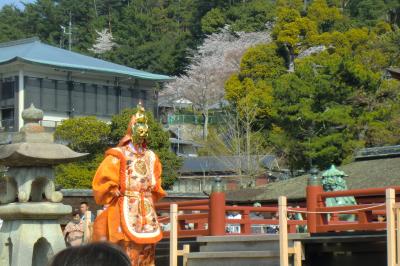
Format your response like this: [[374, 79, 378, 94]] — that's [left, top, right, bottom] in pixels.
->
[[0, 104, 87, 167]]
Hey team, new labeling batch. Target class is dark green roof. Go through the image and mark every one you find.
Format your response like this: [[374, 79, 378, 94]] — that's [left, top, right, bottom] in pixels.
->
[[0, 37, 172, 81], [227, 157, 400, 202]]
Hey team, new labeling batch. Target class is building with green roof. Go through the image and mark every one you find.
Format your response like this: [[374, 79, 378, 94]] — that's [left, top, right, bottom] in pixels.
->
[[0, 37, 172, 131]]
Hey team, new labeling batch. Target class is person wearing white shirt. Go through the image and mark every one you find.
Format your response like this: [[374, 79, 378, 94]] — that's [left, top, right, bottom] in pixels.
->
[[226, 205, 242, 233]]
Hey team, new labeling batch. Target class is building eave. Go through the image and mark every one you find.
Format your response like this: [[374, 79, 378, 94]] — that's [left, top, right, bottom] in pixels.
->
[[0, 57, 173, 82]]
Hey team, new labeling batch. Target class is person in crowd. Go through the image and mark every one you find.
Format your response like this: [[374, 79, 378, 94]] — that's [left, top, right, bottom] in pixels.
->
[[158, 211, 170, 232], [291, 205, 307, 233], [250, 202, 264, 219], [48, 242, 131, 266], [267, 212, 279, 234], [226, 205, 242, 233], [63, 210, 84, 247], [377, 215, 386, 222], [250, 202, 265, 233], [79, 201, 95, 223]]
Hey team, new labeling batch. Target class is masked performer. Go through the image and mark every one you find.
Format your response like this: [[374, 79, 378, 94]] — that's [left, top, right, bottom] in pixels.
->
[[92, 104, 166, 266]]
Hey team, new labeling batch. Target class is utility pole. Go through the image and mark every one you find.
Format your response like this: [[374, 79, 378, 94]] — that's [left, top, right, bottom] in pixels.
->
[[60, 12, 72, 51], [68, 11, 72, 51]]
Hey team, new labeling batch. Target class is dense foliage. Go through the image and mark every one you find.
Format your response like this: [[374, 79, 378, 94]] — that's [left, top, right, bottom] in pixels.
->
[[54, 116, 110, 154], [225, 0, 400, 172], [1, 0, 399, 76], [54, 117, 110, 189], [54, 113, 181, 189], [0, 0, 275, 75], [2, 0, 400, 175]]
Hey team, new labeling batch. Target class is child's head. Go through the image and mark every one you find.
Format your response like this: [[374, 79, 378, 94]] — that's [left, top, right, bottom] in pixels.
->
[[72, 210, 80, 222]]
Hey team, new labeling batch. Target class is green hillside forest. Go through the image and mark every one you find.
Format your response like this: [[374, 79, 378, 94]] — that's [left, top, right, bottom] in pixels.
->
[[2, 0, 400, 187]]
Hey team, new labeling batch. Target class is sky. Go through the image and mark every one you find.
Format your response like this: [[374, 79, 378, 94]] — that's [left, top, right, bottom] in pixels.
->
[[0, 0, 36, 9]]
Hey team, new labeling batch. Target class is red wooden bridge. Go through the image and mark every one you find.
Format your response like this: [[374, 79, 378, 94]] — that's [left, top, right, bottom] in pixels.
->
[[155, 183, 400, 238], [153, 179, 400, 266]]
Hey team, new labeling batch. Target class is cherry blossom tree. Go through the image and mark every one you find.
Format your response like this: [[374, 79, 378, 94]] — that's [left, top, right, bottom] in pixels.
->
[[89, 29, 116, 54], [163, 27, 271, 139]]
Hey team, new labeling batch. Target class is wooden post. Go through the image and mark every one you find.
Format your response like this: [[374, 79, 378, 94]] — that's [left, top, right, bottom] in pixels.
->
[[241, 210, 251, 234], [209, 177, 226, 236], [397, 208, 400, 265], [83, 210, 92, 243], [279, 196, 288, 266], [170, 204, 178, 266], [293, 241, 302, 266], [386, 188, 396, 266], [182, 244, 190, 266], [306, 168, 322, 234]]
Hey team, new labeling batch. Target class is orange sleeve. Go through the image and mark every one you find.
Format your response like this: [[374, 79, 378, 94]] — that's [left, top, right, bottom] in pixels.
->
[[152, 155, 167, 203], [92, 155, 120, 205]]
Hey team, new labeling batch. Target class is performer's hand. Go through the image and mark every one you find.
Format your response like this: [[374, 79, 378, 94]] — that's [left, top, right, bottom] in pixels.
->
[[110, 188, 121, 197]]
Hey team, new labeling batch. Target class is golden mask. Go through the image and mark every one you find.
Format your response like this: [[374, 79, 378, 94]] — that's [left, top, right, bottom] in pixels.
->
[[131, 103, 149, 142]]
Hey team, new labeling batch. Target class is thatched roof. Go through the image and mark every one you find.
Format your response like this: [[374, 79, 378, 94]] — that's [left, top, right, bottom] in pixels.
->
[[226, 157, 400, 202]]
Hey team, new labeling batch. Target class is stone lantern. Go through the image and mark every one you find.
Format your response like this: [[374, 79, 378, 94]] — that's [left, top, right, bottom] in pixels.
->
[[321, 164, 356, 221], [0, 104, 87, 266]]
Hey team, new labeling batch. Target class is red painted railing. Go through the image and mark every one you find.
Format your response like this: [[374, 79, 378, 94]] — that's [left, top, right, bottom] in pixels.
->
[[155, 198, 307, 238], [155, 184, 400, 238], [308, 186, 400, 233], [156, 199, 210, 238]]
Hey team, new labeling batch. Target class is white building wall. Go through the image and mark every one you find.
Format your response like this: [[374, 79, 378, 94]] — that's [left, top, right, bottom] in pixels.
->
[[1, 62, 160, 132]]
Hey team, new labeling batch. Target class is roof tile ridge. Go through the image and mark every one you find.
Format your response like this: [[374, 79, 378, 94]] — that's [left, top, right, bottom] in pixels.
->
[[36, 41, 171, 78], [0, 37, 40, 48]]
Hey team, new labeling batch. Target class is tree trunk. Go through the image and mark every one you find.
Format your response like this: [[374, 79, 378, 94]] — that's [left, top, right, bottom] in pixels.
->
[[93, 0, 98, 17], [108, 7, 112, 33], [288, 46, 295, 72], [283, 44, 295, 72], [246, 112, 251, 177], [236, 111, 242, 176], [202, 109, 209, 140]]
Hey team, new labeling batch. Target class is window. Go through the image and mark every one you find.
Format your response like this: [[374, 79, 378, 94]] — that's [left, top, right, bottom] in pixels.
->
[[56, 81, 69, 112], [1, 80, 15, 100], [140, 90, 147, 102], [25, 77, 41, 108], [131, 88, 140, 106], [0, 79, 15, 108], [96, 86, 107, 115], [72, 83, 85, 115], [107, 87, 118, 115], [120, 88, 132, 110], [140, 90, 149, 109], [42, 79, 56, 111], [85, 85, 96, 114]]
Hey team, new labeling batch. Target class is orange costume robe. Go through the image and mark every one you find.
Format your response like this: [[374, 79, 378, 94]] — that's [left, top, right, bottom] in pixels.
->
[[92, 144, 166, 265]]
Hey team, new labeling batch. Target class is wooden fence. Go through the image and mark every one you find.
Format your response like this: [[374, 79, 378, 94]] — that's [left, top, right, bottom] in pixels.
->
[[156, 185, 400, 238], [158, 184, 400, 266], [155, 194, 307, 239], [166, 188, 400, 266], [308, 186, 400, 233]]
